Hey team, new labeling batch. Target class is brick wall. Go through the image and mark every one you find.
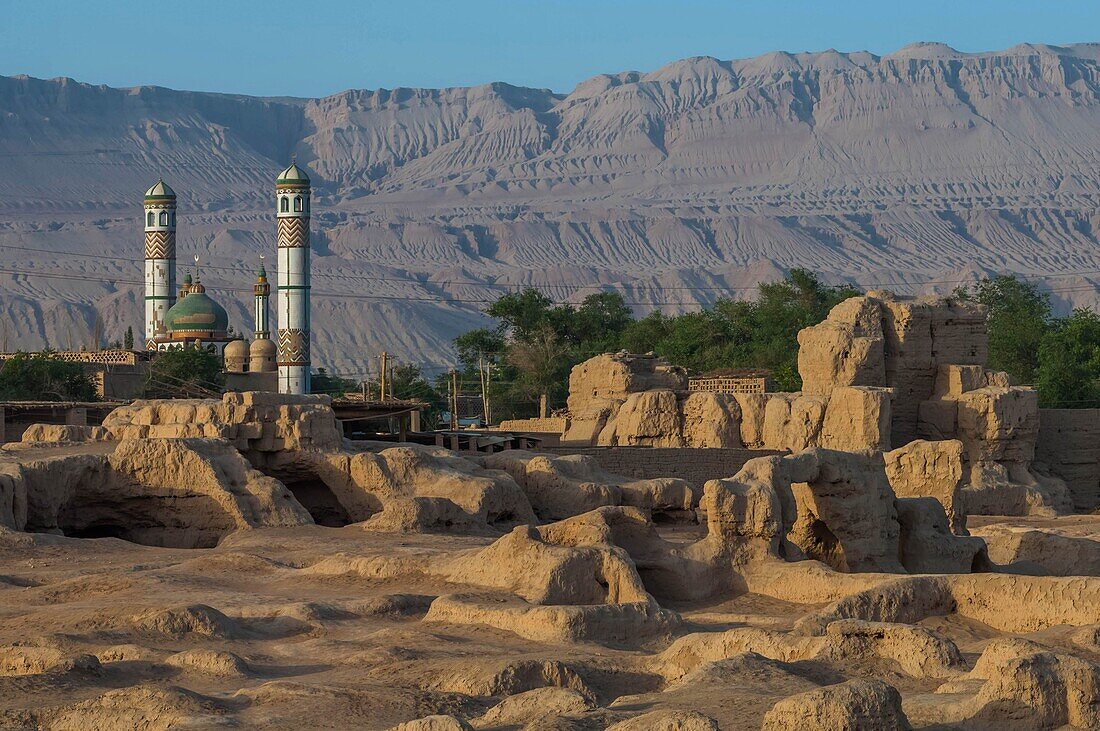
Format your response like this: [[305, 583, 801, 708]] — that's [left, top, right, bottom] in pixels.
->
[[497, 417, 568, 434], [544, 446, 780, 489], [1037, 408, 1100, 511]]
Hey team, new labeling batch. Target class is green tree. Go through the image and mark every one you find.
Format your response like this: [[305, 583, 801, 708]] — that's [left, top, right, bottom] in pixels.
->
[[571, 291, 633, 352], [453, 328, 506, 370], [614, 269, 857, 390], [311, 367, 359, 397], [506, 326, 572, 417], [123, 326, 134, 350], [484, 288, 558, 341], [145, 348, 224, 398], [619, 311, 672, 354], [956, 275, 1051, 384], [1036, 309, 1100, 408], [0, 352, 98, 401]]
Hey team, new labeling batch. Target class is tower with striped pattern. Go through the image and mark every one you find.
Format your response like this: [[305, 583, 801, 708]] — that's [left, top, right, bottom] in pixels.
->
[[254, 258, 271, 341], [275, 163, 311, 394], [143, 180, 177, 346]]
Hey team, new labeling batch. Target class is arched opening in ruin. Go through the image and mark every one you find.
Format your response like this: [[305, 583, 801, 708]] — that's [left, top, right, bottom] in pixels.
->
[[280, 478, 351, 528], [45, 494, 240, 549], [251, 458, 359, 528], [65, 522, 128, 540]]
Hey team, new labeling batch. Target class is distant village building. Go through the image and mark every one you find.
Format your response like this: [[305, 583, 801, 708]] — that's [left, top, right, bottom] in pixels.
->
[[687, 369, 773, 395], [0, 166, 313, 398], [138, 165, 311, 392], [274, 163, 313, 396], [143, 180, 177, 343], [0, 349, 149, 400]]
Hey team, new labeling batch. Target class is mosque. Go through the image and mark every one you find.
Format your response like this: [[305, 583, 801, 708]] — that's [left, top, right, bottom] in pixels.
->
[[142, 163, 313, 395]]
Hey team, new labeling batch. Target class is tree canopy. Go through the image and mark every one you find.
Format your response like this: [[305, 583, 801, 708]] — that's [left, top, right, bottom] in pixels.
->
[[0, 352, 98, 402], [454, 269, 859, 418], [457, 270, 1100, 417], [955, 275, 1100, 408], [956, 275, 1051, 384], [144, 348, 224, 398]]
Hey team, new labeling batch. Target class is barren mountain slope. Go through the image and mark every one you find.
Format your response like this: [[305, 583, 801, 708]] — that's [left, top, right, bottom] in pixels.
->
[[3, 42, 1100, 374]]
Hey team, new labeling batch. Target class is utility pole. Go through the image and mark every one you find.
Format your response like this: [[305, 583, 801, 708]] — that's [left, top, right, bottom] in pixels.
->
[[450, 368, 459, 431], [478, 355, 491, 427], [477, 356, 486, 424], [379, 352, 388, 402]]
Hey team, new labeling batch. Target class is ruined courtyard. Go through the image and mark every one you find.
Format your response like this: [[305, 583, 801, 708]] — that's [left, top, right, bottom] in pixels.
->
[[1, 292, 1100, 729]]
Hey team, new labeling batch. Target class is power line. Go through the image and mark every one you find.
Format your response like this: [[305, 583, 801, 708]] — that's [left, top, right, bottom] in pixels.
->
[[3, 261, 1100, 309], [7, 241, 1100, 297]]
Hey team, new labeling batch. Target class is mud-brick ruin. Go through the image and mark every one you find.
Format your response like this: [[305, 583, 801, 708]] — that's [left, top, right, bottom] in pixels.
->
[[2, 292, 1100, 729]]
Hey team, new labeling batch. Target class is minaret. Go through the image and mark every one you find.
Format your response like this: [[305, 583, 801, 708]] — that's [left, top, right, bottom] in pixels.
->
[[143, 180, 177, 347], [254, 256, 271, 340], [275, 162, 311, 395], [179, 272, 193, 301]]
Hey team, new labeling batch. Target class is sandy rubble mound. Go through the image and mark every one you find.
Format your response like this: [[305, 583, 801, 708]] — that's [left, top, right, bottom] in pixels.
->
[[907, 638, 1100, 729], [164, 649, 252, 677], [470, 687, 594, 728], [605, 709, 720, 730], [426, 657, 597, 700], [4, 388, 1100, 728], [389, 717, 472, 731], [481, 450, 695, 521], [308, 443, 536, 532], [653, 619, 964, 682], [762, 679, 912, 730], [424, 592, 680, 645], [0, 643, 100, 677], [42, 684, 230, 731], [131, 604, 240, 639], [0, 437, 311, 547], [971, 522, 1100, 575], [440, 525, 651, 605]]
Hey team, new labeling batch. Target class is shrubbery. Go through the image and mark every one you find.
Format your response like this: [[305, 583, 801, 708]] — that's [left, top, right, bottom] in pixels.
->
[[0, 352, 98, 402], [452, 269, 858, 418], [144, 348, 224, 398]]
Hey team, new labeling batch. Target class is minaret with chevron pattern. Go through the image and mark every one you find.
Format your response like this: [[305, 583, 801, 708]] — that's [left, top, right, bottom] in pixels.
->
[[143, 180, 177, 347], [275, 162, 311, 395]]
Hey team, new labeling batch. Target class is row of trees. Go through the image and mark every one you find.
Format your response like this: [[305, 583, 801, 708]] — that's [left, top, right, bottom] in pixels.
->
[[0, 348, 229, 402], [5, 272, 1100, 412], [450, 272, 1100, 418], [448, 270, 859, 419], [956, 276, 1100, 407]]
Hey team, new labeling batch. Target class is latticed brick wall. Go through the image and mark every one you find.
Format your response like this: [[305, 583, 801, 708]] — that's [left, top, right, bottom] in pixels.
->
[[0, 349, 142, 366], [688, 376, 769, 394]]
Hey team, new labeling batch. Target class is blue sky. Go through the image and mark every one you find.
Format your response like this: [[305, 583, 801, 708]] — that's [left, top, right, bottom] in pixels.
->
[[1, 1, 1097, 97]]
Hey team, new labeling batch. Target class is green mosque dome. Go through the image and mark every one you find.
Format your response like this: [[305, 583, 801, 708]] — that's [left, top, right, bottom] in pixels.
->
[[144, 179, 176, 202], [163, 282, 229, 336], [276, 163, 310, 187]]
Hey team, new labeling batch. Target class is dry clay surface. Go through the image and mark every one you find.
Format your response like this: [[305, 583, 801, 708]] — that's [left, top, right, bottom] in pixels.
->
[[0, 513, 1099, 729]]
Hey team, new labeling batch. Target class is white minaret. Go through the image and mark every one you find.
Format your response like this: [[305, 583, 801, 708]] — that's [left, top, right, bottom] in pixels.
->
[[254, 256, 271, 340], [143, 180, 177, 346], [275, 162, 311, 394]]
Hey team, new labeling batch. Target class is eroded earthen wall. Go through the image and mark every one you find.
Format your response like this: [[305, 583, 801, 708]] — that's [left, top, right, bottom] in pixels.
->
[[544, 446, 780, 490], [1037, 408, 1100, 511]]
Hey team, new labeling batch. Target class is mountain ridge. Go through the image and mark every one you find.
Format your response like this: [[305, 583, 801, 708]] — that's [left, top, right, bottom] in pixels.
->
[[2, 42, 1100, 375]]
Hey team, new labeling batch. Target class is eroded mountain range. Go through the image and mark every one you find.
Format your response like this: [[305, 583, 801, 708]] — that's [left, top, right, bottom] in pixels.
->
[[3, 41, 1100, 374]]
